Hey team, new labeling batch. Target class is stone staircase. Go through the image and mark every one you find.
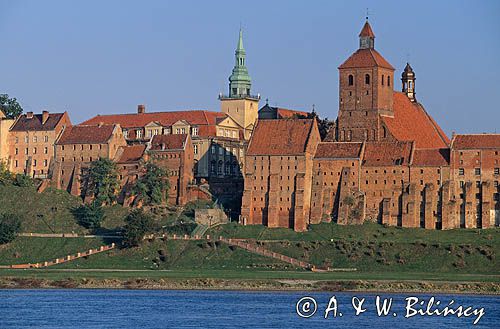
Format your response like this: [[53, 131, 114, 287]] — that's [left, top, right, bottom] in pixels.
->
[[5, 244, 116, 269]]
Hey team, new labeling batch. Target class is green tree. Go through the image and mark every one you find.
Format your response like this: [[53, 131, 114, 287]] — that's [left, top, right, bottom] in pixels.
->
[[82, 158, 120, 205], [13, 174, 34, 187], [122, 209, 155, 247], [74, 201, 105, 230], [0, 94, 23, 119], [0, 214, 22, 244], [132, 162, 169, 205], [0, 160, 14, 185]]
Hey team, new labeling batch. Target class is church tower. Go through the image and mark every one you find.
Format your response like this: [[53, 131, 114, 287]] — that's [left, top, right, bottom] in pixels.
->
[[402, 62, 416, 102], [337, 20, 395, 142], [219, 29, 260, 139]]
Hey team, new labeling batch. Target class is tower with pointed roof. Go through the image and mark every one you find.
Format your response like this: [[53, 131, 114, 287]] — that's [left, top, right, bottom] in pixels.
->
[[219, 29, 260, 140], [337, 19, 395, 142], [402, 62, 416, 102]]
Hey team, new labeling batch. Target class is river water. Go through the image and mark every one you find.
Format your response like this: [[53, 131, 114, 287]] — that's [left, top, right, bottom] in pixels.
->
[[0, 289, 498, 328]]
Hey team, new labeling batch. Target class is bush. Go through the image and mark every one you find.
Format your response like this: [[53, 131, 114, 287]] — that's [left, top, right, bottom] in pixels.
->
[[73, 202, 105, 230], [0, 213, 22, 244], [14, 174, 33, 187], [122, 209, 156, 247]]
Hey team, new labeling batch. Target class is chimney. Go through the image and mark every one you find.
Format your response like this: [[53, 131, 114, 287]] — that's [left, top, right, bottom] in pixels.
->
[[26, 111, 34, 119], [138, 104, 145, 114], [42, 110, 49, 124]]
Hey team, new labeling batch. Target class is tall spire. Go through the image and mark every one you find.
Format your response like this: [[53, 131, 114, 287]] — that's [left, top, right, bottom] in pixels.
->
[[359, 19, 375, 49], [226, 29, 252, 98]]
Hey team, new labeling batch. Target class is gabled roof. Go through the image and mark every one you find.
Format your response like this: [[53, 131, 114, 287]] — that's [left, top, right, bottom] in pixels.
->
[[338, 48, 394, 70], [116, 145, 146, 163], [451, 134, 500, 149], [359, 21, 375, 38], [81, 110, 226, 129], [362, 141, 413, 166], [56, 124, 116, 145], [381, 92, 450, 149], [149, 134, 188, 151], [10, 112, 66, 131], [412, 148, 450, 166], [314, 142, 363, 159], [247, 119, 316, 156]]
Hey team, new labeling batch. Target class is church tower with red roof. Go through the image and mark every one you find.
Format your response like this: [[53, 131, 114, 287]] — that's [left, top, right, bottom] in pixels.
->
[[337, 20, 395, 142]]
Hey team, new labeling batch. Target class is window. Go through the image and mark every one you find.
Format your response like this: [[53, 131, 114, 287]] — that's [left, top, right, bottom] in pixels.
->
[[348, 74, 354, 86], [387, 75, 391, 86], [33, 147, 37, 154], [381, 75, 384, 85], [33, 136, 37, 143], [33, 159, 37, 167], [475, 168, 481, 176], [494, 168, 499, 175], [193, 145, 198, 155], [25, 148, 28, 155], [476, 181, 481, 188], [15, 160, 18, 167], [219, 147, 223, 155], [15, 137, 18, 144], [123, 130, 129, 139], [25, 136, 29, 143], [458, 168, 464, 175], [43, 159, 47, 166], [211, 145, 216, 154], [365, 74, 370, 85], [136, 130, 142, 139], [192, 127, 198, 136], [15, 148, 18, 155], [494, 181, 499, 188]]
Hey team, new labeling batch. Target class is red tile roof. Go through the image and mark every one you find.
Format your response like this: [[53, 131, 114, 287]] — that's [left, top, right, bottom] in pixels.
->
[[381, 92, 450, 149], [362, 141, 413, 166], [80, 110, 226, 132], [359, 21, 375, 38], [150, 134, 187, 151], [247, 119, 316, 156], [56, 124, 116, 145], [338, 48, 394, 70], [10, 112, 66, 131], [412, 148, 450, 166], [451, 134, 500, 149], [314, 142, 363, 159], [276, 108, 310, 119], [116, 145, 146, 163]]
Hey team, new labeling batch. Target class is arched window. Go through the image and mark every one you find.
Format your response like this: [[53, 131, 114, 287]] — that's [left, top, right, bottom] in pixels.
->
[[365, 74, 370, 85], [348, 75, 354, 86], [387, 75, 391, 87], [381, 75, 385, 85]]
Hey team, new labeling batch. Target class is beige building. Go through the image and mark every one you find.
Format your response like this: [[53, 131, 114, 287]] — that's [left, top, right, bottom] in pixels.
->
[[0, 110, 15, 162], [8, 111, 71, 178]]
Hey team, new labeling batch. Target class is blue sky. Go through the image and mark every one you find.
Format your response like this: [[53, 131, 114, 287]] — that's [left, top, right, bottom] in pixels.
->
[[1, 0, 499, 135]]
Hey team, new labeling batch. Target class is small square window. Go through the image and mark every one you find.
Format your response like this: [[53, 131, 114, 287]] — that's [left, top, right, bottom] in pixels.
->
[[475, 168, 481, 176]]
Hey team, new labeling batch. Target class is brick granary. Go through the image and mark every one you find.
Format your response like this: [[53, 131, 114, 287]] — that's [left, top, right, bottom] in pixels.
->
[[241, 20, 500, 231], [1, 21, 498, 230]]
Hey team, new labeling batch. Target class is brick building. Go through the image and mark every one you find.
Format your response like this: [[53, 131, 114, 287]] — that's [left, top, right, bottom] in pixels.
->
[[241, 20, 499, 231], [148, 134, 194, 205], [241, 119, 320, 231], [8, 111, 71, 178], [52, 124, 127, 196]]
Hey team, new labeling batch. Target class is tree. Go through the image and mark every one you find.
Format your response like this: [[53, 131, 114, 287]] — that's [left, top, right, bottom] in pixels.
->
[[132, 162, 169, 205], [0, 160, 14, 185], [0, 214, 21, 244], [13, 174, 34, 187], [82, 158, 120, 205], [122, 209, 156, 247], [0, 94, 23, 119], [74, 201, 105, 230]]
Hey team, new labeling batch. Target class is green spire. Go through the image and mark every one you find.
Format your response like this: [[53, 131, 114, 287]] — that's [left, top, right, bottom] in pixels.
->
[[228, 29, 252, 98]]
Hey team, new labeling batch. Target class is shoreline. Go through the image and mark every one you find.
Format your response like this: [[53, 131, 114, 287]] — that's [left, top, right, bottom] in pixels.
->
[[1, 277, 499, 295]]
